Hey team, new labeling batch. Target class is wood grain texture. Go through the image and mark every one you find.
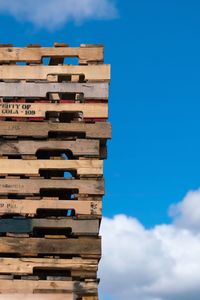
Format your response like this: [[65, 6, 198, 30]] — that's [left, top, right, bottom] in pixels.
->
[[0, 295, 76, 300], [0, 200, 102, 217], [0, 65, 110, 81], [0, 139, 99, 157], [0, 237, 101, 257], [0, 178, 104, 195], [0, 279, 97, 293], [0, 102, 108, 119], [0, 82, 108, 99], [0, 121, 111, 139], [0, 159, 103, 176], [0, 45, 103, 64], [0, 218, 100, 234], [0, 257, 98, 273]]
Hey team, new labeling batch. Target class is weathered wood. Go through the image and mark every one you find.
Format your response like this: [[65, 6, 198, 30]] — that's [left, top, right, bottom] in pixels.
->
[[0, 257, 97, 273], [0, 139, 99, 157], [0, 237, 101, 257], [0, 82, 108, 99], [0, 201, 102, 217], [0, 121, 111, 139], [0, 178, 104, 195], [0, 160, 103, 176], [0, 102, 108, 119], [81, 296, 99, 300], [0, 45, 103, 64], [0, 218, 100, 233], [0, 65, 110, 81], [0, 295, 75, 300], [0, 279, 97, 293]]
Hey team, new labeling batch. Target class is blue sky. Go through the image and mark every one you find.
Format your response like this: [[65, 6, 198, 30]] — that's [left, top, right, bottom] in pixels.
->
[[1, 0, 200, 227], [1, 1, 200, 299]]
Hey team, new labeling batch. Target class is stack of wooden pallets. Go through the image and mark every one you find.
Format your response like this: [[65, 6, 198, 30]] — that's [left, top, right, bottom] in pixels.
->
[[0, 43, 111, 300]]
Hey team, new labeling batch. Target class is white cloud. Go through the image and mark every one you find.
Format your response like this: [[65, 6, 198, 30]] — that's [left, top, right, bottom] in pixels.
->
[[99, 188, 200, 300], [0, 0, 118, 30]]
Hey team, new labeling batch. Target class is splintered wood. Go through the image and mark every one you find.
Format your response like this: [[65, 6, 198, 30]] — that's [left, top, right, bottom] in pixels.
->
[[0, 43, 111, 299]]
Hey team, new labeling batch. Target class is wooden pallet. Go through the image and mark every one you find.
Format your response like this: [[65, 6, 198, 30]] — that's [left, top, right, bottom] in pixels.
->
[[0, 102, 108, 119], [0, 236, 101, 258], [0, 178, 104, 195], [0, 293, 97, 300], [0, 279, 98, 294], [0, 218, 100, 235], [0, 293, 98, 300], [0, 200, 102, 218], [0, 82, 108, 99], [0, 65, 110, 82], [0, 43, 103, 65], [0, 121, 111, 139], [0, 159, 103, 176], [0, 295, 76, 300], [0, 257, 97, 273], [0, 257, 98, 280], [0, 258, 98, 281], [0, 139, 100, 158]]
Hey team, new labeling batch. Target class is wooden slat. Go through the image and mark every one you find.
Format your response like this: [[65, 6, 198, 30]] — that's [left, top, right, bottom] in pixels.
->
[[0, 65, 110, 81], [0, 102, 108, 119], [0, 159, 103, 176], [0, 82, 108, 99], [0, 279, 97, 293], [79, 296, 98, 300], [0, 201, 102, 217], [0, 139, 99, 157], [0, 237, 101, 257], [0, 178, 104, 195], [0, 218, 100, 234], [0, 121, 111, 139], [0, 45, 103, 64], [0, 257, 97, 273], [0, 295, 76, 300]]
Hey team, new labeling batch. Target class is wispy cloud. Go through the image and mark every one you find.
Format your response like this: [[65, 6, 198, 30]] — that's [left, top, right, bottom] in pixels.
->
[[0, 0, 118, 30], [100, 189, 200, 300]]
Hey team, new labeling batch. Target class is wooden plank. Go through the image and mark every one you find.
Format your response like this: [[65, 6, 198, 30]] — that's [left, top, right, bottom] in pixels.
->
[[0, 102, 108, 119], [0, 279, 97, 293], [0, 160, 103, 176], [0, 65, 110, 81], [0, 45, 103, 64], [0, 139, 99, 157], [0, 257, 97, 273], [0, 218, 100, 234], [0, 178, 104, 195], [82, 295, 98, 300], [0, 295, 75, 300], [0, 121, 111, 139], [0, 201, 102, 217], [0, 82, 108, 99], [0, 237, 101, 257]]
